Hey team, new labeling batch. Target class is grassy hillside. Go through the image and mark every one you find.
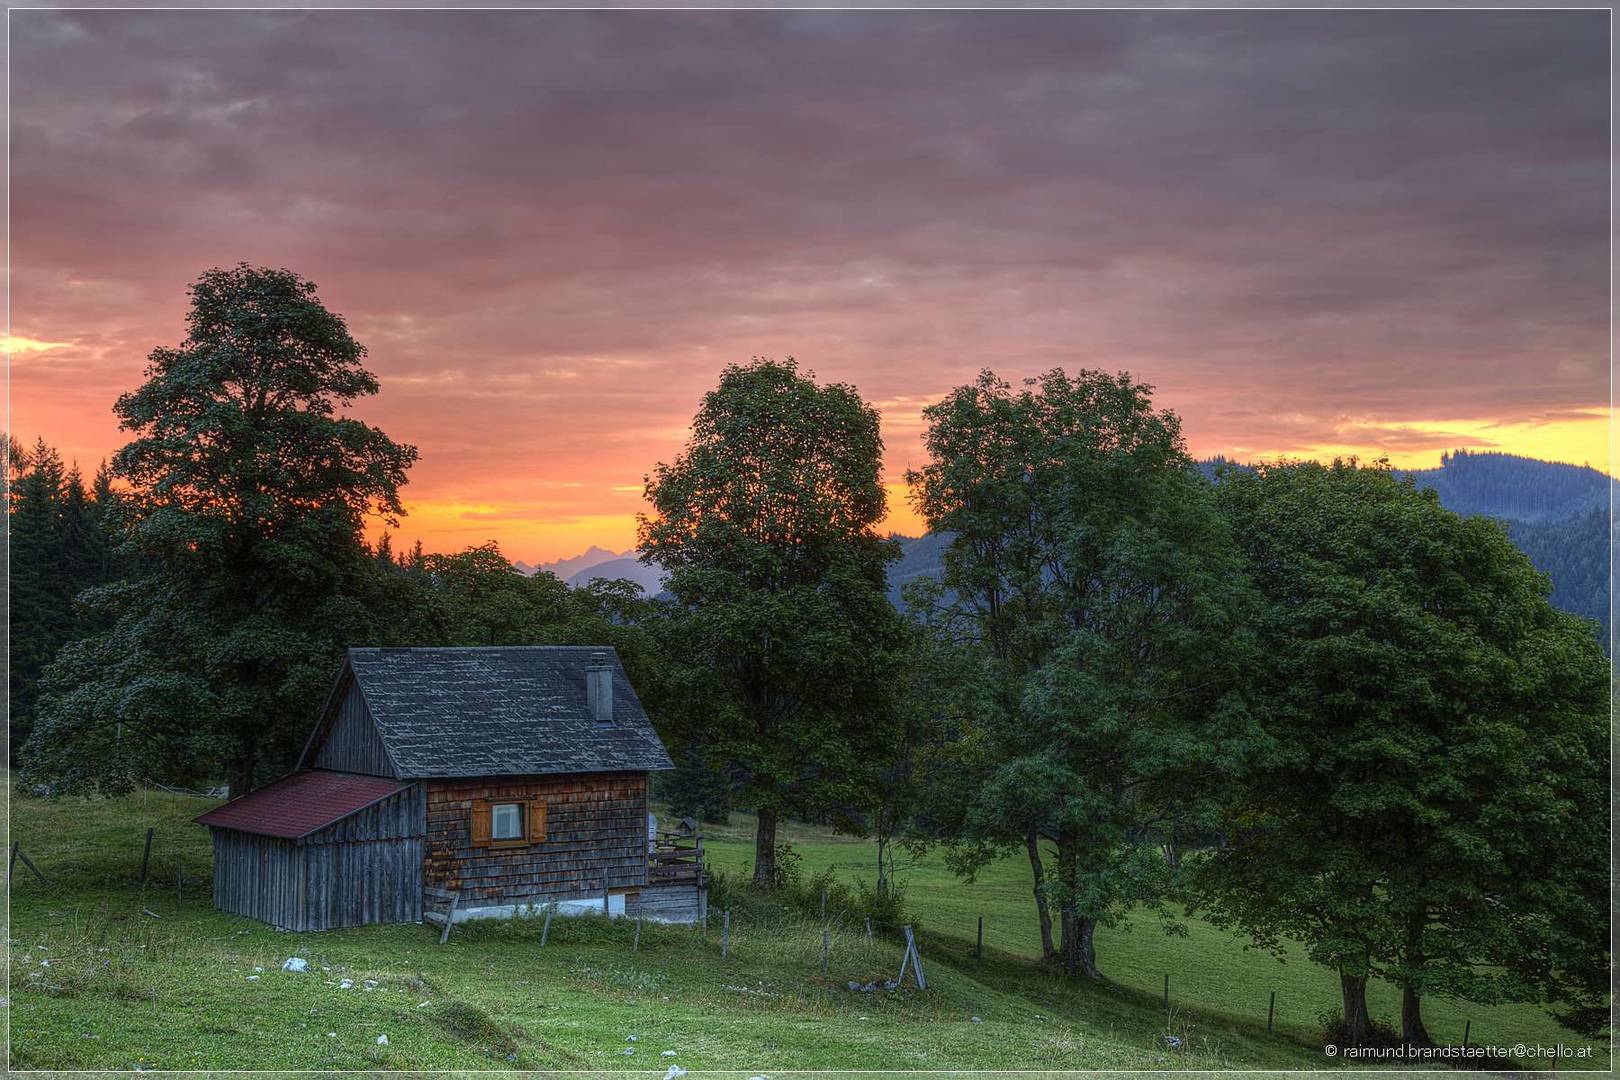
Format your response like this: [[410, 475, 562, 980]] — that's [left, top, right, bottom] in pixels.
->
[[6, 785, 1606, 1071], [699, 813, 1607, 1069]]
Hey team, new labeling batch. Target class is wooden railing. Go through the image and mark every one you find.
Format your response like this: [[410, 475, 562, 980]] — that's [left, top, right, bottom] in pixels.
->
[[648, 831, 704, 888]]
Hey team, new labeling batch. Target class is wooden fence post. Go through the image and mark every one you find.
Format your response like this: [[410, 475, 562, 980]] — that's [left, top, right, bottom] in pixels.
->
[[1267, 991, 1275, 1035], [9, 841, 19, 883], [139, 827, 154, 885], [1163, 973, 1170, 1014], [900, 925, 927, 990], [602, 870, 610, 917], [819, 889, 827, 920], [12, 845, 48, 885], [1462, 1020, 1470, 1048], [975, 915, 983, 959], [865, 916, 872, 945], [822, 928, 830, 974], [540, 908, 553, 947], [634, 918, 641, 952], [721, 908, 731, 958]]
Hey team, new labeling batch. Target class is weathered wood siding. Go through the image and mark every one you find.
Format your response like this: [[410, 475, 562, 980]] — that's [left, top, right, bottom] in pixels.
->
[[299, 785, 425, 930], [312, 681, 396, 777], [210, 829, 302, 929], [627, 883, 706, 925], [209, 785, 424, 931], [424, 772, 648, 904]]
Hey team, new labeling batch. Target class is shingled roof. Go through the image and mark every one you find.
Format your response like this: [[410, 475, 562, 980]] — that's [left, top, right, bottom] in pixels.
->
[[194, 771, 411, 840], [331, 646, 673, 778]]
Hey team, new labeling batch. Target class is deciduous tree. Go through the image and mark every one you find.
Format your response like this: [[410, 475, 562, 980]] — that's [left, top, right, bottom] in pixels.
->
[[640, 358, 906, 888], [1195, 460, 1610, 1045], [908, 369, 1259, 976]]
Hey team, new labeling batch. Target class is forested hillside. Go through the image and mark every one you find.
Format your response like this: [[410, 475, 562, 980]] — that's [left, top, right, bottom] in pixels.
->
[[890, 450, 1613, 643], [1403, 449, 1612, 522]]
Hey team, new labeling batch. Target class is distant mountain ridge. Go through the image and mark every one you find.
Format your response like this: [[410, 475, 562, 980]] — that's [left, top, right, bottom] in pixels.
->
[[513, 545, 630, 580], [887, 451, 1612, 642], [568, 556, 667, 596]]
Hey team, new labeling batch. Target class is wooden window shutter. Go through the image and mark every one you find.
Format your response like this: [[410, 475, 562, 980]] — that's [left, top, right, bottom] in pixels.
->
[[528, 800, 547, 843], [470, 799, 492, 847]]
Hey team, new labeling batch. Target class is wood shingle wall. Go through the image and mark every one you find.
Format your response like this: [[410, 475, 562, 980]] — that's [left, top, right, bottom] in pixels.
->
[[424, 772, 648, 905]]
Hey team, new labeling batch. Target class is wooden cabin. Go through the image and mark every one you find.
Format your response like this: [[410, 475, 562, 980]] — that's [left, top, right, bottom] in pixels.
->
[[195, 646, 704, 931]]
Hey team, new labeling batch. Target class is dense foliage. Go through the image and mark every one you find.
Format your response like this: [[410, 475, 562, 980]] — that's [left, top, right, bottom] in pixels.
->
[[639, 358, 908, 888], [905, 370, 1262, 977], [1193, 460, 1610, 1045], [22, 266, 419, 796]]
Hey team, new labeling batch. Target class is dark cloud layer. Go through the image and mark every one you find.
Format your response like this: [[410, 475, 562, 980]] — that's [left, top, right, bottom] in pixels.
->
[[11, 10, 1608, 555]]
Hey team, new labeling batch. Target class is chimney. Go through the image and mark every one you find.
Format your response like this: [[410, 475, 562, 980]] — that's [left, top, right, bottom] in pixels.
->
[[585, 651, 614, 724]]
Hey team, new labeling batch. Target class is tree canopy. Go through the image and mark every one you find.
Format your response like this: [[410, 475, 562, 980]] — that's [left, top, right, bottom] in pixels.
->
[[1194, 459, 1610, 1044], [640, 357, 907, 887], [23, 265, 417, 796], [907, 369, 1261, 976]]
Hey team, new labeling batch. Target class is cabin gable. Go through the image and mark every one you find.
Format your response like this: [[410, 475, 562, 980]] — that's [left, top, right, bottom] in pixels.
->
[[302, 672, 397, 778]]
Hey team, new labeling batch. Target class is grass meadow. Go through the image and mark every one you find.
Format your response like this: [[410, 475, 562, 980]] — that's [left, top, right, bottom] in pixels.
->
[[5, 782, 1608, 1071]]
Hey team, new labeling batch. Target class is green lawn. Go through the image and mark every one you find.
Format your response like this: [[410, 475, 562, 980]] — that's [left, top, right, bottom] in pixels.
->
[[5, 785, 1607, 1071]]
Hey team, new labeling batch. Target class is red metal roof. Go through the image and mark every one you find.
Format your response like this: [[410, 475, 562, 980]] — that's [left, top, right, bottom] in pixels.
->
[[194, 770, 411, 840]]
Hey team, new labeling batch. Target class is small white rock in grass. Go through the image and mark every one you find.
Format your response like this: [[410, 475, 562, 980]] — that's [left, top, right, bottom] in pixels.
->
[[363, 980, 378, 990], [376, 1034, 389, 1046], [661, 1050, 677, 1057], [663, 1066, 687, 1080], [417, 1001, 431, 1009], [626, 1034, 638, 1042], [622, 1048, 635, 1056], [338, 979, 354, 990], [326, 1032, 336, 1038], [246, 976, 260, 982], [282, 957, 309, 973], [970, 1016, 983, 1023]]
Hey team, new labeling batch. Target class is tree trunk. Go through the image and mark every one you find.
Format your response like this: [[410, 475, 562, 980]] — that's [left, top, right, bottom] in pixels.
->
[[752, 806, 778, 889], [1401, 908, 1432, 1046], [1076, 916, 1100, 979], [1339, 971, 1372, 1046], [1400, 985, 1431, 1047], [226, 753, 256, 800], [1025, 831, 1056, 959], [1060, 905, 1078, 976], [1059, 907, 1101, 979]]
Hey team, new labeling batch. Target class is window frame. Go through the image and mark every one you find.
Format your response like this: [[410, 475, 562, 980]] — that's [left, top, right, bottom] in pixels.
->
[[470, 796, 548, 849], [489, 801, 525, 844]]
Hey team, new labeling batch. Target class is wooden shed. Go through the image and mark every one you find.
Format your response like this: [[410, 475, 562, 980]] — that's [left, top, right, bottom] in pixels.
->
[[196, 646, 701, 932]]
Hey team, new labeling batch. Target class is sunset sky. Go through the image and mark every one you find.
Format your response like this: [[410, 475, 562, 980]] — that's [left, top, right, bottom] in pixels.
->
[[11, 10, 1609, 563]]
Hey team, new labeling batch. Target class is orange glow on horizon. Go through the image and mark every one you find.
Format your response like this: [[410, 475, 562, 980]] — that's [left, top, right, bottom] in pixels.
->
[[367, 409, 1609, 563]]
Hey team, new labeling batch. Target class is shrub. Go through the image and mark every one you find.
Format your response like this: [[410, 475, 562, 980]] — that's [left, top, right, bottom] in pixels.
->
[[772, 843, 804, 890], [855, 876, 910, 934], [1317, 1009, 1401, 1050]]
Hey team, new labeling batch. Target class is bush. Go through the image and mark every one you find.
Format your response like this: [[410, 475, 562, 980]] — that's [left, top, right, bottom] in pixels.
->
[[771, 843, 804, 891], [1318, 1010, 1401, 1050], [856, 877, 909, 934]]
